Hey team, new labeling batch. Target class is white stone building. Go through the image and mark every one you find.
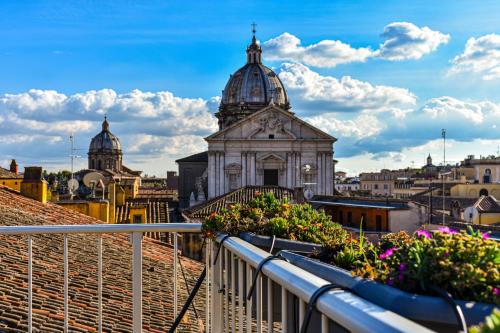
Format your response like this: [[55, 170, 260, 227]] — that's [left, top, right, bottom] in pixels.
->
[[177, 31, 337, 201], [204, 32, 336, 199]]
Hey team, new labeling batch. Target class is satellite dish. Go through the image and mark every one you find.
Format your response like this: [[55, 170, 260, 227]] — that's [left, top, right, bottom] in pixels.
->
[[67, 179, 79, 193], [83, 172, 105, 188], [304, 188, 314, 200]]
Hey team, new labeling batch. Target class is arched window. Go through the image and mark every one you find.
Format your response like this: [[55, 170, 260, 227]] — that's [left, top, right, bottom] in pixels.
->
[[479, 188, 489, 196]]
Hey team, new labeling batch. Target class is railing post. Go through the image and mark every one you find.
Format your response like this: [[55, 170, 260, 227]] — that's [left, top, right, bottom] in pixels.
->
[[64, 235, 69, 333], [205, 239, 211, 333], [132, 232, 143, 333], [97, 235, 103, 333], [211, 241, 223, 332], [27, 236, 32, 333], [173, 231, 178, 332]]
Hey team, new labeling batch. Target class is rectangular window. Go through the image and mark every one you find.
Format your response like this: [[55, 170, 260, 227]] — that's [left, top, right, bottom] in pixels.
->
[[133, 215, 142, 224], [347, 212, 353, 226], [374, 184, 379, 190]]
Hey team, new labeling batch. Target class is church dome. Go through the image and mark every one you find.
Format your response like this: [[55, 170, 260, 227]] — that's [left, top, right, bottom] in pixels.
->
[[216, 32, 291, 129], [89, 118, 122, 153]]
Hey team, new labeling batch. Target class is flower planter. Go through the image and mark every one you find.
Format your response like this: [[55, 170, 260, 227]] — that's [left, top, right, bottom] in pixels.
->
[[280, 251, 497, 333], [239, 232, 322, 254]]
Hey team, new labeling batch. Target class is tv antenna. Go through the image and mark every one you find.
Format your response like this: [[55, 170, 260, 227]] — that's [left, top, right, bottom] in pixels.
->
[[69, 133, 82, 179]]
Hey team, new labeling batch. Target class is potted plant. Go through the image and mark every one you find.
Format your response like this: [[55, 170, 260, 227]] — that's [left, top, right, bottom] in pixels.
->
[[202, 191, 348, 253], [281, 228, 499, 332]]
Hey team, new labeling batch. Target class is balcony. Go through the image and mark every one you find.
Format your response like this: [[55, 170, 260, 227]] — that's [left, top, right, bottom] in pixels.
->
[[0, 223, 437, 332]]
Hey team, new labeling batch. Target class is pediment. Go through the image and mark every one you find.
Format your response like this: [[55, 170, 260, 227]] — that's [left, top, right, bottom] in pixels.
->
[[206, 105, 336, 142]]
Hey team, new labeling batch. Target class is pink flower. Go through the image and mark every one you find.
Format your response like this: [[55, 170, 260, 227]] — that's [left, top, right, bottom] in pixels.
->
[[482, 232, 490, 239], [493, 287, 499, 296], [438, 227, 458, 235], [415, 230, 431, 238], [379, 247, 396, 260]]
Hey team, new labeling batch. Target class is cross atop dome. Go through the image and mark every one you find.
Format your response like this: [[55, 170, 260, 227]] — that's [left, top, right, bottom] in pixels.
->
[[247, 22, 262, 64]]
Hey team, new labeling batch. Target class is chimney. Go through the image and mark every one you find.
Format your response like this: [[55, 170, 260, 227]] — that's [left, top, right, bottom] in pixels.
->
[[9, 159, 18, 174], [20, 166, 48, 204]]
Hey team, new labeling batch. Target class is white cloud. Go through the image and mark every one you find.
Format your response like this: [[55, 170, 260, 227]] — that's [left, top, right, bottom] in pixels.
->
[[375, 22, 450, 61], [263, 32, 373, 67], [305, 114, 383, 139], [278, 62, 416, 115], [262, 23, 448, 67], [449, 34, 500, 80], [0, 89, 219, 174]]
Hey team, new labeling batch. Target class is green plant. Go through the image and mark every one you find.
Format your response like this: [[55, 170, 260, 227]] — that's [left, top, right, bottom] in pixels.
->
[[355, 227, 500, 304], [202, 192, 348, 246], [470, 309, 500, 333]]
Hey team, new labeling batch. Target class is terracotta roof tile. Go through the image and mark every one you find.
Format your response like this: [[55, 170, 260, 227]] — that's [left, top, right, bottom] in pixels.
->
[[0, 185, 205, 332], [184, 185, 294, 219]]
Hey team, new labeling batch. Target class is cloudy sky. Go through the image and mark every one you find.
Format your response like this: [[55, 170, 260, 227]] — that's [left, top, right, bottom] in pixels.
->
[[1, 0, 500, 176]]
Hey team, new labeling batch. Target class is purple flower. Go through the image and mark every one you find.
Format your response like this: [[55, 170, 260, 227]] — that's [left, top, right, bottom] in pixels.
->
[[387, 278, 394, 286], [399, 263, 407, 272], [443, 252, 449, 258], [482, 232, 490, 239], [415, 230, 431, 238], [438, 227, 458, 235], [379, 247, 396, 260], [398, 273, 405, 281], [493, 287, 499, 296]]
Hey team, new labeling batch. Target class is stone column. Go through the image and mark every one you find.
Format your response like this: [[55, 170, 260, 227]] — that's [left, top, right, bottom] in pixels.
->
[[286, 153, 292, 188], [250, 153, 256, 185], [326, 153, 333, 195], [208, 152, 216, 199], [294, 153, 300, 187], [317, 153, 322, 195], [241, 152, 247, 187], [218, 152, 225, 195]]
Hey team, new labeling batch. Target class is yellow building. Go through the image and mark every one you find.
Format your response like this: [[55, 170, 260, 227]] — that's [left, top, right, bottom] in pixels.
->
[[0, 160, 23, 192], [57, 200, 110, 223], [19, 166, 48, 204], [464, 195, 500, 225], [450, 183, 500, 198]]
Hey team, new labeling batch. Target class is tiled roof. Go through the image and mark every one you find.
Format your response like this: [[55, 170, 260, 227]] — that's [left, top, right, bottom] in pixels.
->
[[0, 186, 205, 332], [184, 185, 294, 219], [175, 151, 208, 163], [475, 195, 500, 213], [0, 167, 22, 179]]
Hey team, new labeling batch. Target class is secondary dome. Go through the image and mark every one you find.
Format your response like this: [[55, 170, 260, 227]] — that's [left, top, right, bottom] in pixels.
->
[[89, 118, 122, 153], [216, 33, 291, 129]]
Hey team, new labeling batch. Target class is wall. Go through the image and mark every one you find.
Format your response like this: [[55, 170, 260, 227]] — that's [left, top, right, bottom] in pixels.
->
[[322, 205, 390, 231], [178, 161, 208, 209], [20, 180, 48, 204], [129, 206, 147, 224], [58, 200, 109, 223], [389, 202, 426, 233], [0, 178, 22, 192], [450, 183, 500, 198]]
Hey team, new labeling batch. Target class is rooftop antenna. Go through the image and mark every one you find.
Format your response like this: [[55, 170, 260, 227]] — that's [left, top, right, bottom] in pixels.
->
[[69, 133, 82, 180]]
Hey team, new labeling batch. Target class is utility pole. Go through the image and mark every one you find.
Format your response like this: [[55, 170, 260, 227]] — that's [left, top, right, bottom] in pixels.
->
[[441, 129, 446, 225]]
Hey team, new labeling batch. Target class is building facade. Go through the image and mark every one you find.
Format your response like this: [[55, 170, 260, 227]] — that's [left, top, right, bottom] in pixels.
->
[[203, 33, 336, 199]]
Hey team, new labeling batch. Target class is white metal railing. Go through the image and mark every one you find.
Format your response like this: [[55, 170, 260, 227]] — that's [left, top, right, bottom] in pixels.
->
[[0, 223, 437, 333], [0, 223, 203, 333], [210, 234, 436, 333]]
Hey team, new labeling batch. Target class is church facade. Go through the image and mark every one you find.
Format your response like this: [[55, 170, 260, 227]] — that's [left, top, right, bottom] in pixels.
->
[[206, 32, 336, 199], [178, 31, 337, 204]]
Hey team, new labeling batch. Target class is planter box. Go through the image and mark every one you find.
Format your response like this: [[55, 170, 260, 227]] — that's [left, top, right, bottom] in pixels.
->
[[280, 251, 497, 333], [239, 232, 322, 254]]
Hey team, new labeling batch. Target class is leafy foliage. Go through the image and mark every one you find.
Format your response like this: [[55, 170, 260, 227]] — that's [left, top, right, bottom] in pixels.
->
[[354, 227, 500, 304], [470, 309, 500, 333], [202, 191, 348, 246]]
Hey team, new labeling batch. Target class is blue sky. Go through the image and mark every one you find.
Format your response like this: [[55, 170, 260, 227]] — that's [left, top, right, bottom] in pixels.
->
[[1, 0, 500, 175]]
